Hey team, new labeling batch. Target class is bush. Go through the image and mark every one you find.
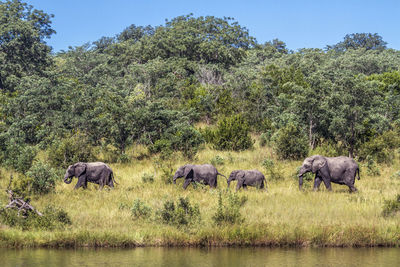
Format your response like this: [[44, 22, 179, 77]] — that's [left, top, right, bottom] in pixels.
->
[[259, 133, 270, 147], [149, 125, 204, 159], [362, 156, 381, 176], [210, 155, 225, 166], [358, 130, 400, 164], [273, 123, 308, 160], [153, 160, 175, 184], [158, 197, 200, 226], [0, 136, 37, 173], [141, 173, 155, 183], [25, 161, 59, 195], [47, 132, 96, 169], [262, 158, 284, 181], [311, 141, 344, 157], [382, 194, 400, 217], [205, 114, 253, 151], [0, 205, 71, 230], [212, 191, 245, 225], [131, 199, 152, 220], [390, 171, 400, 180]]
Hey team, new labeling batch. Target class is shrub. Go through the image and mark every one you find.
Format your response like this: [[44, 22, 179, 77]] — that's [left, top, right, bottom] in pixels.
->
[[362, 156, 380, 176], [210, 155, 225, 166], [390, 171, 400, 180], [153, 160, 175, 184], [382, 194, 400, 217], [47, 132, 96, 169], [0, 205, 71, 230], [0, 136, 37, 173], [25, 161, 59, 195], [262, 158, 284, 181], [131, 199, 152, 220], [158, 197, 200, 226], [273, 123, 308, 160], [358, 130, 400, 164], [141, 173, 155, 183], [212, 191, 245, 225], [205, 114, 253, 151], [311, 141, 344, 157], [149, 125, 204, 159], [259, 133, 270, 147]]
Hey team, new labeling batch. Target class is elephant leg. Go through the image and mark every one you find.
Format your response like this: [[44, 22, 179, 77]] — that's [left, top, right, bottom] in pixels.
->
[[236, 181, 244, 191], [348, 184, 357, 193], [74, 175, 86, 190], [313, 177, 322, 191], [258, 181, 264, 190], [243, 184, 248, 190], [98, 181, 104, 190], [322, 178, 332, 191], [183, 179, 191, 189]]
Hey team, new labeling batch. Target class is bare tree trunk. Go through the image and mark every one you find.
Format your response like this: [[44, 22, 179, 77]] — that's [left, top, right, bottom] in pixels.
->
[[309, 117, 315, 149]]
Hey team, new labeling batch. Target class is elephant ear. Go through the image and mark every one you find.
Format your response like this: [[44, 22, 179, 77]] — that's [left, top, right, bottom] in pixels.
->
[[74, 163, 86, 177], [236, 171, 245, 181], [312, 157, 326, 173]]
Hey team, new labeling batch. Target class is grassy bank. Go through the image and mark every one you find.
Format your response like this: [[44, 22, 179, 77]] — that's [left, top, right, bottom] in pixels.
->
[[0, 145, 399, 248]]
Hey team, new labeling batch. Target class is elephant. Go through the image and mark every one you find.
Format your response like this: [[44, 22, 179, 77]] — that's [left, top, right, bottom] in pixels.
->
[[298, 155, 360, 192], [227, 170, 267, 191], [173, 164, 226, 189], [64, 162, 116, 190]]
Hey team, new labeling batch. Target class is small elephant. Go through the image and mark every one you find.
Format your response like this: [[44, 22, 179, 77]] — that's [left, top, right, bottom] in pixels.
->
[[298, 155, 360, 192], [64, 162, 116, 190], [173, 164, 226, 189], [227, 170, 267, 191]]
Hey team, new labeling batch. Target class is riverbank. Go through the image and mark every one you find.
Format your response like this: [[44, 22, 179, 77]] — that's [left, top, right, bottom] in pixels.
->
[[0, 146, 399, 248]]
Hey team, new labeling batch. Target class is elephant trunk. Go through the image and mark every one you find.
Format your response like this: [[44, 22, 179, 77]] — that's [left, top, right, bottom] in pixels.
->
[[64, 176, 72, 184], [298, 175, 303, 190], [227, 177, 233, 188]]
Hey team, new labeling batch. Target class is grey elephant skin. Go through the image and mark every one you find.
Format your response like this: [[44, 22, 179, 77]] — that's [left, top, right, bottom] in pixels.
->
[[228, 170, 267, 191], [298, 155, 360, 192], [64, 162, 116, 190], [173, 164, 226, 189]]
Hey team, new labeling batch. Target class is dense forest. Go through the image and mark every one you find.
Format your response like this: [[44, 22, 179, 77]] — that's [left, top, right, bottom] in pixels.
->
[[1, 0, 400, 179]]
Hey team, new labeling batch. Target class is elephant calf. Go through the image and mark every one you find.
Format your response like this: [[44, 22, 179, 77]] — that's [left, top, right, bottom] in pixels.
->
[[228, 170, 267, 191], [173, 164, 226, 189], [64, 162, 116, 190], [298, 155, 360, 192]]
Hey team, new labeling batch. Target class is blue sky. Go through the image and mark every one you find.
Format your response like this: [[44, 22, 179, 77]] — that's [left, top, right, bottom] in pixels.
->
[[28, 0, 400, 52]]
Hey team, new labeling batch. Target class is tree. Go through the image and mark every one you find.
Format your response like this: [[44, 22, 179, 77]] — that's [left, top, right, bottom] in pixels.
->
[[139, 14, 256, 67], [0, 0, 55, 92], [327, 75, 388, 158], [326, 33, 387, 52], [117, 24, 154, 43], [210, 114, 253, 151]]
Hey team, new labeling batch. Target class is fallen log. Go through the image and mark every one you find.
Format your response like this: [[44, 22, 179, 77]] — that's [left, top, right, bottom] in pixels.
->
[[5, 190, 43, 217]]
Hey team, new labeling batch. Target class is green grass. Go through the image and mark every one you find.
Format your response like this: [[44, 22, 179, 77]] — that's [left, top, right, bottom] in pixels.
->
[[0, 144, 399, 248]]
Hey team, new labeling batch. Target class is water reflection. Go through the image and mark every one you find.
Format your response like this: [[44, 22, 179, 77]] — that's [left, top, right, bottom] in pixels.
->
[[1, 247, 399, 267]]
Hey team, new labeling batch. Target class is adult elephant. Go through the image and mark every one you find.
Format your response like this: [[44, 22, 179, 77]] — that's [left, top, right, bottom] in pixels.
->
[[64, 162, 116, 190], [173, 164, 226, 189], [298, 155, 360, 192], [227, 170, 267, 192]]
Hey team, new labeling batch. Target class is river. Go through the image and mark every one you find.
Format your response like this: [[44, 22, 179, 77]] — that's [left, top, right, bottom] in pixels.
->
[[1, 247, 399, 267]]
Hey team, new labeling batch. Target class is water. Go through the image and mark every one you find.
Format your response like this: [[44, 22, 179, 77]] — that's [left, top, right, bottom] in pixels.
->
[[1, 247, 399, 267]]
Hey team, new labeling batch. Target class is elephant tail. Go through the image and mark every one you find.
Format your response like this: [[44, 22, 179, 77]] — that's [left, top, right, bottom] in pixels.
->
[[111, 172, 119, 185], [356, 167, 360, 180], [217, 172, 227, 180]]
